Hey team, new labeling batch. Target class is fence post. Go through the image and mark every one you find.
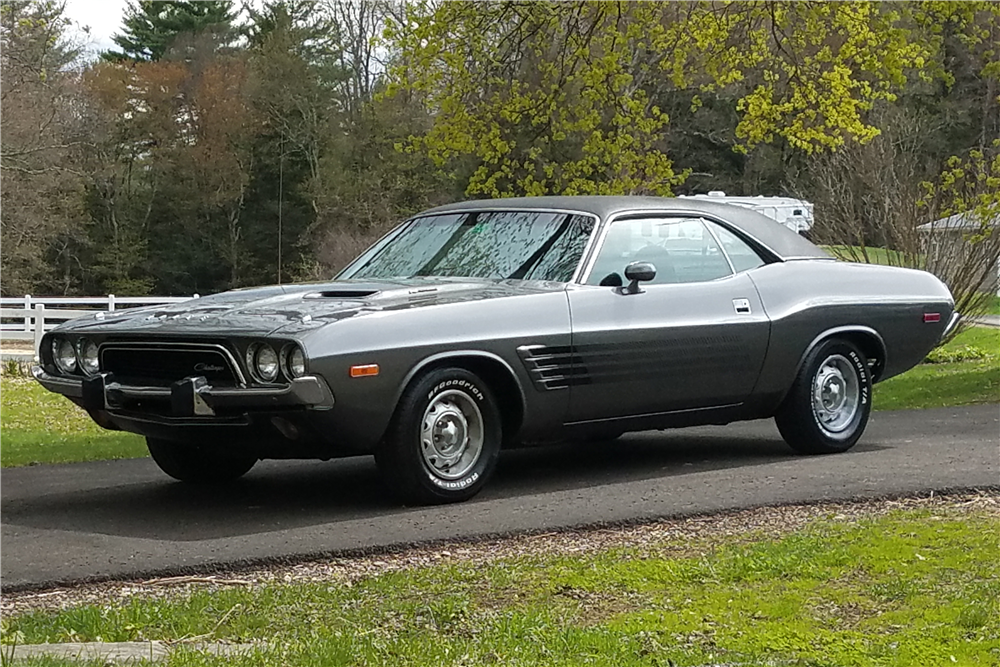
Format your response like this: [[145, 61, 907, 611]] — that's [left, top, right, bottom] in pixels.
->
[[23, 295, 31, 332], [108, 294, 116, 312], [33, 303, 45, 356]]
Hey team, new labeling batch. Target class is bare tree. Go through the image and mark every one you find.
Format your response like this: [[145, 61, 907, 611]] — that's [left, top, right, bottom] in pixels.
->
[[323, 0, 383, 120], [1, 1, 89, 295], [795, 106, 1000, 331], [919, 143, 1000, 324]]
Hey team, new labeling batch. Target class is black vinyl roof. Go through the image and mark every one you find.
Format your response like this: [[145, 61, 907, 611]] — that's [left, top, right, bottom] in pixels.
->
[[423, 196, 830, 261]]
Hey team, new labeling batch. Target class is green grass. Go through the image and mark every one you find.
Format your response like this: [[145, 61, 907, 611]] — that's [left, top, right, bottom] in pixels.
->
[[875, 361, 1000, 410], [874, 326, 999, 410], [925, 326, 998, 363], [0, 376, 146, 467], [3, 504, 999, 666], [987, 295, 1000, 315]]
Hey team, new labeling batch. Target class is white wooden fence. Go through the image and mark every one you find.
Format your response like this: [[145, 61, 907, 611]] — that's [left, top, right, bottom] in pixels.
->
[[0, 294, 199, 354]]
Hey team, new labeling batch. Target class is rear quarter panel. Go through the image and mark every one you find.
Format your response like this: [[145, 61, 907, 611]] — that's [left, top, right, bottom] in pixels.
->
[[750, 260, 953, 412]]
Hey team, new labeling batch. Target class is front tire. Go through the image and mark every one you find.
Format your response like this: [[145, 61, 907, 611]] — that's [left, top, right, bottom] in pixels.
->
[[146, 438, 257, 484], [775, 338, 872, 454], [376, 367, 502, 505]]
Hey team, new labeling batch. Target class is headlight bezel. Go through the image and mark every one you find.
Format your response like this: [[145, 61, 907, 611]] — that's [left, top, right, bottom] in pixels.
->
[[52, 336, 78, 374], [77, 338, 100, 376], [283, 344, 307, 379], [247, 342, 280, 383]]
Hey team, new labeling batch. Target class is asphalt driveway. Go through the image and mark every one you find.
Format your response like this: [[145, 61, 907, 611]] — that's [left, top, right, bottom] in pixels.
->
[[2, 404, 997, 591]]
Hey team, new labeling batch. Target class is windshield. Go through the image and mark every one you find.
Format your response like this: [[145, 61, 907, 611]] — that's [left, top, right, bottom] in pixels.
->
[[342, 211, 595, 282]]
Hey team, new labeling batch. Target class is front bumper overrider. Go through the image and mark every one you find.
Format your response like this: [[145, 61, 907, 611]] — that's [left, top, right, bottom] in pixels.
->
[[32, 366, 335, 418]]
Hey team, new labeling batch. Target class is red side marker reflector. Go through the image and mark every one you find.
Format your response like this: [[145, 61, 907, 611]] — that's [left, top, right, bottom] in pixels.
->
[[924, 313, 941, 323], [350, 364, 380, 378]]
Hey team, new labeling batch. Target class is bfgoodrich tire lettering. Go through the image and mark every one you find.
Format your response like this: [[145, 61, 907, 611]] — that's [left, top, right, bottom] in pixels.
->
[[146, 438, 257, 483], [376, 367, 502, 504], [775, 338, 872, 455]]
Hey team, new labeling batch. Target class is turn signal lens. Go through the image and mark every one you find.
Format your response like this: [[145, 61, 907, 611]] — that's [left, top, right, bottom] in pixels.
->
[[254, 344, 279, 382], [79, 339, 99, 375], [53, 337, 77, 374], [350, 364, 379, 378]]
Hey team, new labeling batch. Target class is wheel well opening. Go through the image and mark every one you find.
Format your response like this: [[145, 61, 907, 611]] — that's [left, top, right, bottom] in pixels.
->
[[839, 331, 886, 382], [416, 356, 525, 444]]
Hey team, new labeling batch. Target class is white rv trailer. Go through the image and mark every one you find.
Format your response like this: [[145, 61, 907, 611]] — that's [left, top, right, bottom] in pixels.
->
[[679, 191, 814, 235]]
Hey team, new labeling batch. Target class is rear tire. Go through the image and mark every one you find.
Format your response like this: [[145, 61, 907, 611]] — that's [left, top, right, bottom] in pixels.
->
[[146, 438, 257, 484], [775, 338, 872, 455], [376, 367, 502, 505]]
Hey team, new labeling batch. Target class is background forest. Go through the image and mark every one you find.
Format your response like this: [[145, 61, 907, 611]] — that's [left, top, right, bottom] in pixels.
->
[[1, 0, 998, 300]]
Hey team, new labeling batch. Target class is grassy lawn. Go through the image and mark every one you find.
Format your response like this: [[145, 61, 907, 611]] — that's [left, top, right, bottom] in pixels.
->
[[3, 501, 998, 666], [875, 361, 999, 411], [874, 326, 999, 410], [988, 295, 1000, 315], [0, 376, 146, 467], [0, 328, 996, 468]]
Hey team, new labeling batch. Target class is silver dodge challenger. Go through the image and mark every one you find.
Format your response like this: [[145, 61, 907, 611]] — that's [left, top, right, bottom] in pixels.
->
[[34, 196, 959, 504]]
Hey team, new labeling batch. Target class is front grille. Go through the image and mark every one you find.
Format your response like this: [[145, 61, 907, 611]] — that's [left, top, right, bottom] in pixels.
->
[[101, 345, 240, 387]]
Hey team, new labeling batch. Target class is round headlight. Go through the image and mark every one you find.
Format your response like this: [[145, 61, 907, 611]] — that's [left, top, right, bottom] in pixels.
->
[[287, 346, 306, 378], [79, 339, 99, 375], [254, 344, 279, 382], [52, 337, 77, 374]]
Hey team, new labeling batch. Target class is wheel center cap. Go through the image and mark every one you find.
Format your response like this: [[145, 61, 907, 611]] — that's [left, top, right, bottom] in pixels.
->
[[433, 413, 466, 453], [822, 377, 845, 410]]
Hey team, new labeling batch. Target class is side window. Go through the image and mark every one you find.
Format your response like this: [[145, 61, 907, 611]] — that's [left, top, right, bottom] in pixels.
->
[[586, 217, 732, 285], [708, 221, 767, 273]]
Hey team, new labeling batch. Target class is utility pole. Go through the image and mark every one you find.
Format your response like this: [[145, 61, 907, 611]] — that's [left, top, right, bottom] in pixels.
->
[[278, 133, 283, 285]]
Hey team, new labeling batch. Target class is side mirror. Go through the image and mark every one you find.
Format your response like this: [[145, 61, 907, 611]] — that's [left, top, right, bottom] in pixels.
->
[[623, 261, 656, 294]]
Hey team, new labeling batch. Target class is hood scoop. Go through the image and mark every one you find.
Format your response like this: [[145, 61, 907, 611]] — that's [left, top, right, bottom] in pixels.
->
[[305, 289, 380, 299]]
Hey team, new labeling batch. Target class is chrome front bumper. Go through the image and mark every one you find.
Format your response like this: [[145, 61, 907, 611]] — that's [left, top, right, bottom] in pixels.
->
[[32, 366, 335, 417]]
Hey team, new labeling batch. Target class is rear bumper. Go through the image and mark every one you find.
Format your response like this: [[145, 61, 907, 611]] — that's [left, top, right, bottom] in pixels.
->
[[32, 366, 335, 417], [942, 312, 961, 339]]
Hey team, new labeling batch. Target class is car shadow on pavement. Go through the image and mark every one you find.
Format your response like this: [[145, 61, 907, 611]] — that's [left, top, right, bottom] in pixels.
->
[[1, 425, 888, 542]]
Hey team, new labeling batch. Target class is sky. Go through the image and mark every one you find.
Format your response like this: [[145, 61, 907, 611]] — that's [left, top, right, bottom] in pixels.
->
[[63, 0, 130, 57]]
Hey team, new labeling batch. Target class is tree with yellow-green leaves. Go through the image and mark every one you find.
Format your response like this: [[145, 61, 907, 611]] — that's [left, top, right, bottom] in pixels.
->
[[384, 1, 991, 198]]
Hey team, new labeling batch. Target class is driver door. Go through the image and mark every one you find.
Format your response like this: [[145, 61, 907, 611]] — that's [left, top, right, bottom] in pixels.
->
[[566, 215, 771, 423]]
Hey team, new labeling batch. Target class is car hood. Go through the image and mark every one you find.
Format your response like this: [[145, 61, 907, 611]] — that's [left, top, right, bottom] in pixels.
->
[[54, 278, 567, 338]]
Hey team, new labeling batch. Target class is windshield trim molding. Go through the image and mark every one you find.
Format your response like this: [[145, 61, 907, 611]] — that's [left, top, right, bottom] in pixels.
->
[[338, 207, 601, 284]]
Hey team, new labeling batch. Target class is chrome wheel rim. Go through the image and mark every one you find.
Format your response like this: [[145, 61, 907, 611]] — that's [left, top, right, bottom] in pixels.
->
[[420, 389, 484, 480], [811, 354, 860, 434]]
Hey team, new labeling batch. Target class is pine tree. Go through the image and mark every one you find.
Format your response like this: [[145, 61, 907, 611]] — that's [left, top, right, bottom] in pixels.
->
[[103, 0, 235, 62]]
